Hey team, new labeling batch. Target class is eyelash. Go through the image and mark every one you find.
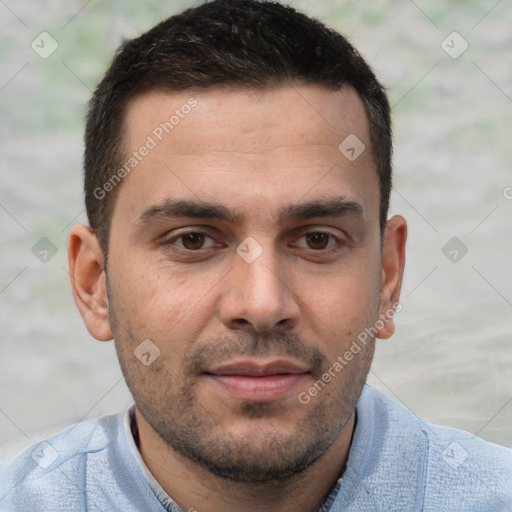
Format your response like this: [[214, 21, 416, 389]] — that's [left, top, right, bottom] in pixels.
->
[[163, 229, 344, 254]]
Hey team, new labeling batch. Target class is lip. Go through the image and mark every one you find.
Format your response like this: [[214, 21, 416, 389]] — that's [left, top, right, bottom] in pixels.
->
[[206, 358, 310, 376], [204, 358, 309, 402]]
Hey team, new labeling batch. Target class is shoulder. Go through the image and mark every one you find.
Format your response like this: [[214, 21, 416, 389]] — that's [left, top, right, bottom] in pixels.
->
[[421, 421, 512, 510], [0, 414, 121, 511], [359, 386, 512, 510]]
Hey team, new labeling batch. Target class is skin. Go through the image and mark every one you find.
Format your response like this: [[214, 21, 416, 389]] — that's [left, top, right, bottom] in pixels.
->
[[68, 84, 407, 512]]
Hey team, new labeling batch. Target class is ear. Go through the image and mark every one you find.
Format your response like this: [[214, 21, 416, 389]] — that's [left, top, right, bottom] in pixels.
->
[[376, 215, 407, 339], [68, 224, 113, 341]]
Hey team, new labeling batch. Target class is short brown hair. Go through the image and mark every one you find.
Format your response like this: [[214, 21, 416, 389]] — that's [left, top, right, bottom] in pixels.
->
[[84, 0, 392, 256]]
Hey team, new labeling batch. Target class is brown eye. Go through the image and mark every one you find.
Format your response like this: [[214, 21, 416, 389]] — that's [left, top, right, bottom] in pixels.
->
[[305, 232, 331, 250], [180, 233, 206, 250], [164, 230, 220, 253]]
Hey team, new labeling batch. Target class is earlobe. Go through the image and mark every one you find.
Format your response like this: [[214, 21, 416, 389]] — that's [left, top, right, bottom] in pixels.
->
[[376, 215, 407, 339], [68, 224, 113, 341]]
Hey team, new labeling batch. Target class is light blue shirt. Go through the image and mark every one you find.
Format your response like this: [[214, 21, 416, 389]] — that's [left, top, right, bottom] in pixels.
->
[[1, 385, 511, 511]]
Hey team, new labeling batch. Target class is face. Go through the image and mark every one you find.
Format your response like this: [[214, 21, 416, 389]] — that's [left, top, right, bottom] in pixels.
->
[[71, 84, 405, 483]]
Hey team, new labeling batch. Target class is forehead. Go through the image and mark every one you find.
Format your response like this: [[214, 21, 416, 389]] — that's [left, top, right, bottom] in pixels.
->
[[124, 84, 369, 154], [113, 84, 378, 229]]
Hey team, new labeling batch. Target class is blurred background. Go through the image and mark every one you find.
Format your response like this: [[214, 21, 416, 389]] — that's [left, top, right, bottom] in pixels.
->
[[1, 0, 511, 463]]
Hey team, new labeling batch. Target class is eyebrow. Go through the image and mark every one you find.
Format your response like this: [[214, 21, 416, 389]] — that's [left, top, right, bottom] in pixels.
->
[[135, 196, 365, 226]]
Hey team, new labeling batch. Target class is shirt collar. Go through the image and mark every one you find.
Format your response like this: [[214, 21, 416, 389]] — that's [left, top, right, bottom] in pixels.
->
[[329, 385, 428, 511], [123, 406, 183, 512]]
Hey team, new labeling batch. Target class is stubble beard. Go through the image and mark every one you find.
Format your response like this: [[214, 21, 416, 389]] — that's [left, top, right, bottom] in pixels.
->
[[109, 304, 373, 483]]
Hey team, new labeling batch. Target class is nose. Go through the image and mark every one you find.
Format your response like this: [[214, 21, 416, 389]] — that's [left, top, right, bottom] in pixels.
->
[[218, 241, 300, 333]]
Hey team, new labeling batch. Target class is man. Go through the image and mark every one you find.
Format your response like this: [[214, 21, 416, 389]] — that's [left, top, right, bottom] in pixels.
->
[[1, 0, 511, 510]]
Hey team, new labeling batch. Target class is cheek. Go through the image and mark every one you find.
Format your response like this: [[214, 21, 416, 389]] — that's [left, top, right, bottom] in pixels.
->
[[298, 255, 381, 354], [304, 253, 381, 313], [108, 252, 219, 346]]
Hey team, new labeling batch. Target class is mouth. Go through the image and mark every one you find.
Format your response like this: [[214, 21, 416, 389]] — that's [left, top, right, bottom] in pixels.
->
[[203, 358, 310, 402]]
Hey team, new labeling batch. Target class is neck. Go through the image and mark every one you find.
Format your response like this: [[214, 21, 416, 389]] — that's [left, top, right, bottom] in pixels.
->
[[134, 409, 355, 512]]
